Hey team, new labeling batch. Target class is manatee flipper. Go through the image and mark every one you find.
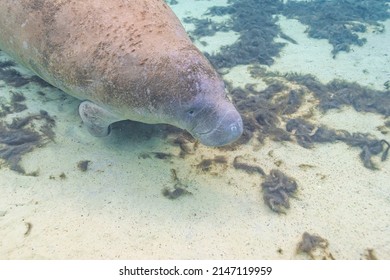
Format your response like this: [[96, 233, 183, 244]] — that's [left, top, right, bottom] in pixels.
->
[[79, 100, 121, 137]]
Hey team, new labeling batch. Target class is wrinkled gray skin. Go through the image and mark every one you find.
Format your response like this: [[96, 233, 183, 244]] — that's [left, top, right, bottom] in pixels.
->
[[0, 0, 243, 146]]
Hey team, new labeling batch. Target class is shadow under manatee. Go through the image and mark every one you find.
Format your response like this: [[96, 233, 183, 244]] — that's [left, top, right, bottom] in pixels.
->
[[107, 120, 184, 146]]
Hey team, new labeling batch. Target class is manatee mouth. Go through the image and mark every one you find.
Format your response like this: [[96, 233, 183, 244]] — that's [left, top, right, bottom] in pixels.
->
[[192, 109, 243, 147], [197, 128, 214, 136]]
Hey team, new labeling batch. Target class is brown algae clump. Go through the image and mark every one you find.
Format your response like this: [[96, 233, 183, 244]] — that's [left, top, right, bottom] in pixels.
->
[[77, 160, 91, 172], [196, 155, 228, 173], [0, 110, 56, 174], [296, 232, 334, 260], [261, 169, 298, 213], [162, 169, 192, 200], [233, 155, 265, 176]]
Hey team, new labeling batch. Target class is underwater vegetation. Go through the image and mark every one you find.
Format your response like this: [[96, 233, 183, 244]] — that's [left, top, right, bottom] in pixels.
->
[[261, 169, 298, 214], [0, 59, 52, 88], [232, 155, 265, 175], [162, 168, 192, 199], [0, 62, 30, 87], [169, 133, 199, 158], [185, 0, 285, 67], [296, 232, 334, 260], [284, 74, 390, 116], [286, 118, 390, 170], [165, 0, 178, 5], [153, 64, 389, 209], [186, 0, 390, 67], [283, 0, 389, 57], [157, 123, 304, 212], [196, 155, 228, 173], [77, 160, 91, 172], [0, 54, 56, 174], [223, 65, 390, 170], [0, 106, 55, 174]]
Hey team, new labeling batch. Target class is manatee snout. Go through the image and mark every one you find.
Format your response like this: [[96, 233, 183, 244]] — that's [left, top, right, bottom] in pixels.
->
[[197, 108, 243, 146], [188, 100, 243, 147]]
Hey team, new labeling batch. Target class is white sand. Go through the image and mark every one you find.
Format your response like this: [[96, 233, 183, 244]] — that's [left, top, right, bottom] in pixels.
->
[[0, 0, 389, 259]]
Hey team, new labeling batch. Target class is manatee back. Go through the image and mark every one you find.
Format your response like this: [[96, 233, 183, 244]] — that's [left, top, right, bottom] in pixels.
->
[[0, 0, 192, 104]]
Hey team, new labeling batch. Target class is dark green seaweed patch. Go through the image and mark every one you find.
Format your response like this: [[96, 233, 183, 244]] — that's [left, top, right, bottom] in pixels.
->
[[77, 160, 91, 172], [196, 155, 228, 172], [0, 67, 30, 87], [261, 169, 298, 214], [29, 75, 53, 88], [220, 66, 390, 169], [0, 123, 39, 173], [0, 91, 28, 117], [138, 151, 175, 160], [233, 155, 265, 176], [0, 60, 15, 68], [283, 0, 389, 57], [285, 74, 390, 117], [223, 77, 297, 148], [183, 18, 228, 38], [1, 50, 55, 89], [0, 55, 55, 173], [0, 92, 56, 174], [165, 0, 178, 5], [152, 152, 174, 160], [384, 80, 390, 90], [185, 0, 285, 67], [183, 0, 389, 68], [286, 118, 389, 170]]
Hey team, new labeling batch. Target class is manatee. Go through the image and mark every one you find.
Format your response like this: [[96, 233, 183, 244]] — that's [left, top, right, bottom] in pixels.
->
[[0, 0, 243, 146]]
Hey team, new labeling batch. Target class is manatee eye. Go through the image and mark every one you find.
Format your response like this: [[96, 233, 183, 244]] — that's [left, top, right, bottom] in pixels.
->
[[186, 103, 203, 118]]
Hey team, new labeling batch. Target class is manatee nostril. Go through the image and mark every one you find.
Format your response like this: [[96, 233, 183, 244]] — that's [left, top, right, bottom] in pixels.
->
[[229, 116, 243, 134], [230, 123, 239, 133]]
